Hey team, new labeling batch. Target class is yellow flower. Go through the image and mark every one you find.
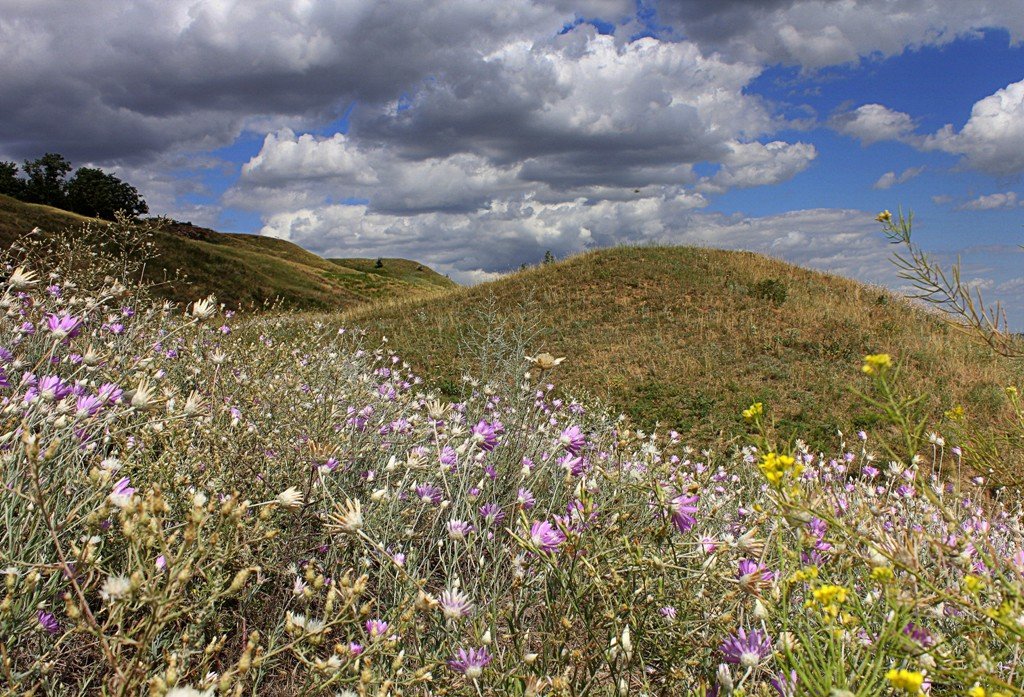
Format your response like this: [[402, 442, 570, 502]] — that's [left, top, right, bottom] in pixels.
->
[[758, 452, 802, 488], [963, 574, 984, 594], [876, 210, 893, 224], [967, 686, 985, 697], [886, 669, 924, 694], [813, 584, 849, 606], [870, 566, 895, 583], [944, 405, 965, 421], [862, 353, 893, 375], [742, 402, 763, 421]]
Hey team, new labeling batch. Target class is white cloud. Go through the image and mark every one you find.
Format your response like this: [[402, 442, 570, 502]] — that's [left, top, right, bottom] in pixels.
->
[[924, 79, 1024, 176], [241, 129, 378, 186], [873, 166, 924, 189], [699, 140, 818, 193], [832, 104, 916, 145], [958, 191, 1020, 210]]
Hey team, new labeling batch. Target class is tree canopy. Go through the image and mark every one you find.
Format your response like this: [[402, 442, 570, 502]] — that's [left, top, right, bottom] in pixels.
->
[[0, 153, 147, 221]]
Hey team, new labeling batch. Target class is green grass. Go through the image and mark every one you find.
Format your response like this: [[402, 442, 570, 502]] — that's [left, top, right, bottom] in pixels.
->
[[340, 245, 1024, 480], [0, 194, 455, 310]]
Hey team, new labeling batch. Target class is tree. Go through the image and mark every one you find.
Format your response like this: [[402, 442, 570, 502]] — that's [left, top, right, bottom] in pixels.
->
[[0, 161, 23, 198], [21, 153, 72, 207], [66, 167, 148, 220], [375, 257, 384, 268]]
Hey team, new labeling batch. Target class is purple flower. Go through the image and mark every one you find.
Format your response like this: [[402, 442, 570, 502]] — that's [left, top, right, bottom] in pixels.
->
[[771, 670, 798, 697], [75, 394, 103, 417], [669, 492, 699, 533], [439, 445, 458, 467], [447, 519, 474, 540], [738, 560, 774, 593], [97, 383, 123, 404], [720, 627, 772, 667], [37, 610, 59, 635], [109, 476, 135, 507], [559, 425, 586, 455], [415, 483, 443, 505], [529, 520, 566, 553], [45, 313, 82, 340], [440, 588, 474, 620], [448, 647, 492, 679], [902, 622, 935, 648], [365, 619, 389, 641], [470, 419, 503, 451], [478, 502, 506, 526], [660, 605, 677, 621], [517, 488, 536, 510]]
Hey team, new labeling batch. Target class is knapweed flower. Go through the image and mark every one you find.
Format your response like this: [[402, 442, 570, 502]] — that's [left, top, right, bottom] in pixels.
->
[[885, 669, 924, 694], [470, 419, 503, 451], [668, 492, 699, 533], [45, 313, 82, 340], [517, 488, 536, 509], [108, 477, 135, 508], [37, 610, 59, 635], [448, 647, 492, 679], [559, 425, 586, 455], [440, 588, 474, 620], [365, 619, 389, 642], [529, 520, 566, 553], [862, 353, 893, 375], [738, 559, 774, 593], [277, 486, 304, 510], [720, 627, 772, 667]]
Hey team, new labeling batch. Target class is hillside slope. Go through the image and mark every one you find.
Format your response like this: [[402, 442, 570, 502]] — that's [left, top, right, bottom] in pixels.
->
[[0, 194, 454, 310], [342, 245, 1023, 463]]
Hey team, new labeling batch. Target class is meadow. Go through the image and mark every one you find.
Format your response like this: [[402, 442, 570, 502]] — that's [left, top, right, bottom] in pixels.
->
[[2, 217, 1024, 696]]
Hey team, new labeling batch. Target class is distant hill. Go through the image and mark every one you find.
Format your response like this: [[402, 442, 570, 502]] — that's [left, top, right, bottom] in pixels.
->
[[0, 194, 454, 310], [341, 245, 1024, 475]]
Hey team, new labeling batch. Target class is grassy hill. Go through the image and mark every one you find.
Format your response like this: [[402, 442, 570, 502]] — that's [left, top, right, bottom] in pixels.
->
[[341, 245, 1024, 476], [0, 194, 454, 310]]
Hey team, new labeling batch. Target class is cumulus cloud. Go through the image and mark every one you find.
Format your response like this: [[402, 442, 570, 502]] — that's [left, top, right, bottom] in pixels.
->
[[699, 140, 818, 193], [958, 191, 1020, 210], [924, 79, 1024, 176], [831, 104, 917, 145], [873, 166, 924, 189]]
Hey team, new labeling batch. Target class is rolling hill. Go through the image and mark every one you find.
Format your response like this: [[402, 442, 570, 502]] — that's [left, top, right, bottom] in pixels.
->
[[0, 194, 454, 310], [340, 245, 1024, 480]]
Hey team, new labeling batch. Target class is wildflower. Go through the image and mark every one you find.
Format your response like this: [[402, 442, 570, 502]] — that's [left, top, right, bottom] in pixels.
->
[[529, 520, 566, 553], [447, 519, 473, 541], [668, 492, 699, 533], [330, 498, 364, 534], [470, 419, 502, 452], [886, 669, 924, 694], [720, 627, 772, 667], [440, 588, 474, 620], [660, 606, 677, 621], [967, 686, 986, 697], [8, 266, 38, 288], [108, 477, 136, 508], [365, 619, 389, 642], [189, 295, 218, 320], [809, 584, 848, 619], [771, 670, 798, 697], [129, 377, 156, 410], [742, 402, 763, 421], [100, 575, 132, 601], [448, 647, 492, 678], [525, 353, 565, 370], [862, 353, 893, 375], [559, 425, 586, 455], [277, 487, 304, 510], [45, 313, 82, 340], [517, 487, 536, 509], [738, 559, 774, 593], [478, 502, 506, 525], [416, 483, 443, 505], [758, 452, 802, 488], [166, 688, 214, 697], [75, 394, 103, 417], [876, 210, 893, 223], [37, 610, 59, 635]]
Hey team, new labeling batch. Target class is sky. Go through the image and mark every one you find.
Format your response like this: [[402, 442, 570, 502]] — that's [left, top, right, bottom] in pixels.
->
[[1, 0, 1023, 323]]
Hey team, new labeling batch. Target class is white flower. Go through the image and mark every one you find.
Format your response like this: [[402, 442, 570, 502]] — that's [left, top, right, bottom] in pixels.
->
[[166, 688, 214, 697], [277, 487, 304, 510], [100, 575, 132, 601], [331, 498, 363, 533], [8, 267, 38, 289], [189, 295, 218, 320]]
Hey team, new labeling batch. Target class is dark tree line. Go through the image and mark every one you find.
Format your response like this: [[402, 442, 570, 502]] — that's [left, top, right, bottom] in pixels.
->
[[0, 153, 148, 220]]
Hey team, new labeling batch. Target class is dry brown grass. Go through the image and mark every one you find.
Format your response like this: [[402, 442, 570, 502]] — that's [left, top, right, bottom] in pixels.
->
[[339, 245, 1024, 482]]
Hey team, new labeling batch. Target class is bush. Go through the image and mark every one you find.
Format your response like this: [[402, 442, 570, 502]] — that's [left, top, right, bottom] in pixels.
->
[[752, 278, 788, 305]]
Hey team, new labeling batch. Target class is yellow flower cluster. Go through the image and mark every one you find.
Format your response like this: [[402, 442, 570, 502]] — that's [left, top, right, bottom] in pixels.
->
[[870, 566, 895, 583], [807, 584, 849, 620], [876, 210, 893, 224], [963, 574, 984, 594], [862, 353, 893, 375], [789, 565, 819, 584], [886, 669, 924, 694], [742, 402, 763, 421], [758, 452, 802, 488]]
